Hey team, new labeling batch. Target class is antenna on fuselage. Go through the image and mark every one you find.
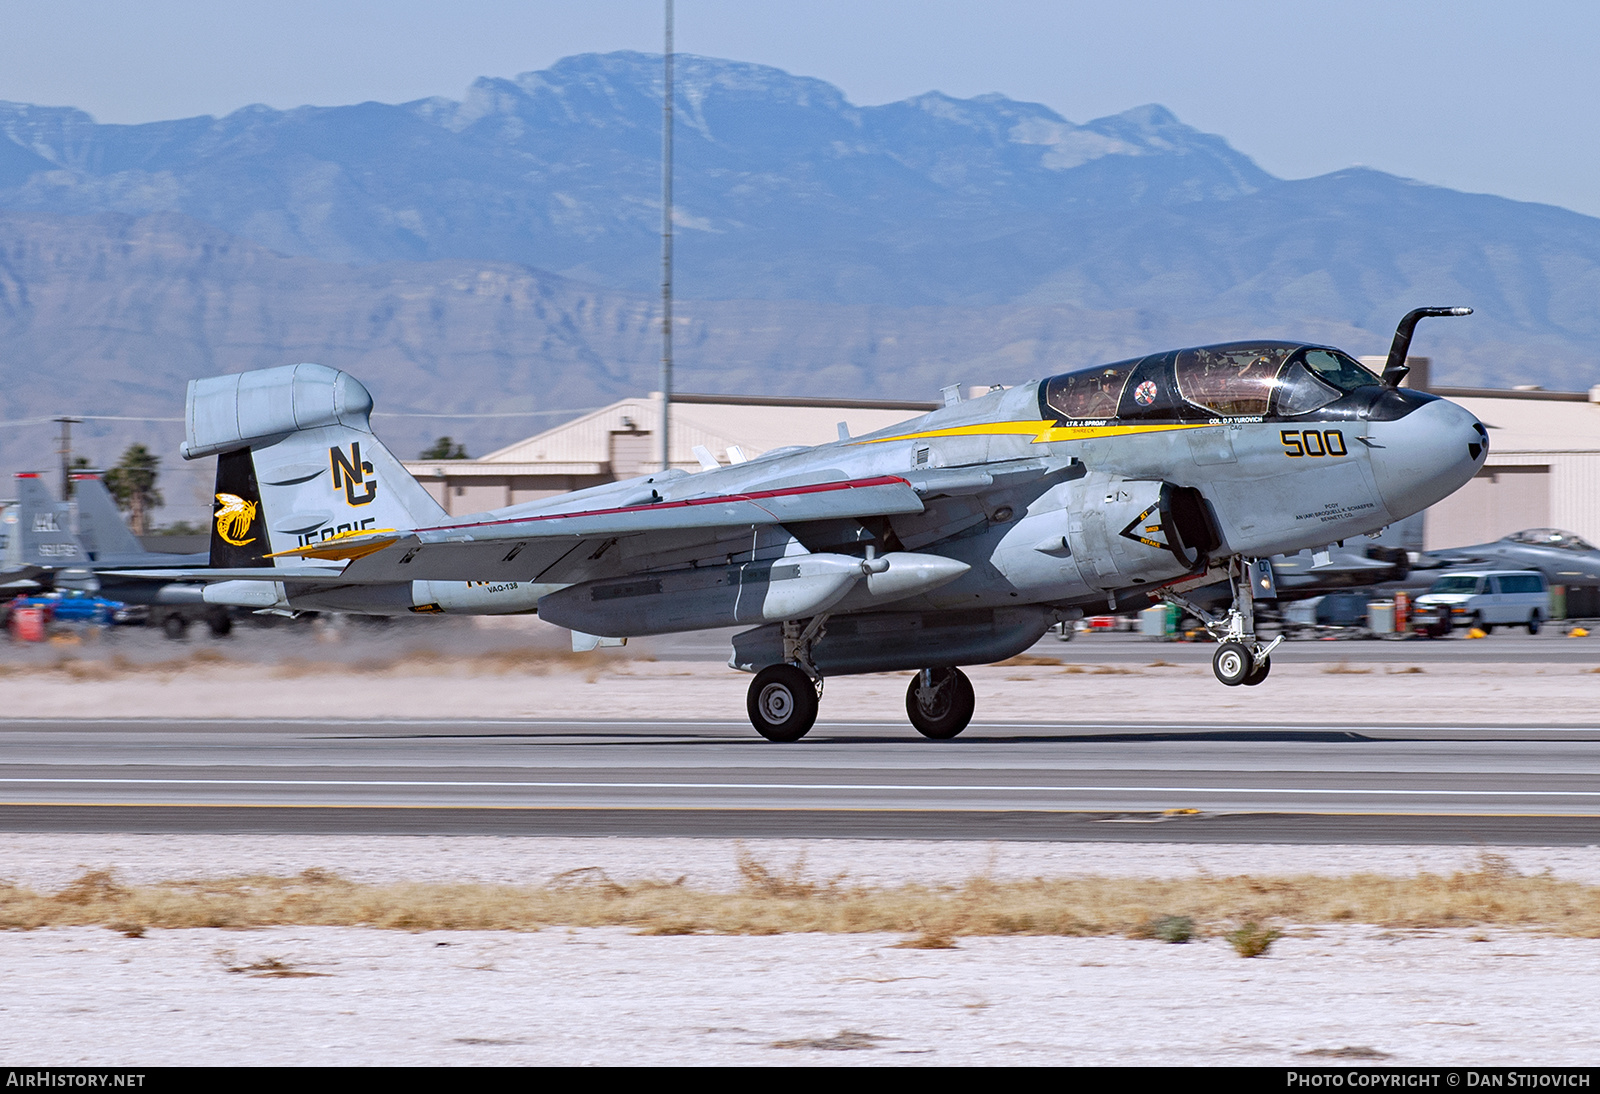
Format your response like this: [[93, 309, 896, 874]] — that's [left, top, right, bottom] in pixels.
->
[[1382, 307, 1472, 388]]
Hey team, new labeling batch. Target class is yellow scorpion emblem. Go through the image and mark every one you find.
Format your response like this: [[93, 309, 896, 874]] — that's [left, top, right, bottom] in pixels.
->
[[214, 493, 258, 546]]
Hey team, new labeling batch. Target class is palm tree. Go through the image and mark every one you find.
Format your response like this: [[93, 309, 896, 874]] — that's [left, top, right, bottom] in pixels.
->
[[105, 443, 163, 535], [419, 437, 469, 460]]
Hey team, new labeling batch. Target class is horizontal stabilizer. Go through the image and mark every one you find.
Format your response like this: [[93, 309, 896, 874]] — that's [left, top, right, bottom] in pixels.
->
[[109, 566, 351, 584]]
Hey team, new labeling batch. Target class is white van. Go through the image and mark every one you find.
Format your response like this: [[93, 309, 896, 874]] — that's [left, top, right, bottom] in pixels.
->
[[1413, 571, 1550, 635]]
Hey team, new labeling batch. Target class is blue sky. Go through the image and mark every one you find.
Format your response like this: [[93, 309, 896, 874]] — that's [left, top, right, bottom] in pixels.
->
[[2, 1, 1596, 216]]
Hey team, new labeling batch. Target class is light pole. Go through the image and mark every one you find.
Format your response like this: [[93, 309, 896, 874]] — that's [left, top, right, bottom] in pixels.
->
[[660, 0, 674, 473]]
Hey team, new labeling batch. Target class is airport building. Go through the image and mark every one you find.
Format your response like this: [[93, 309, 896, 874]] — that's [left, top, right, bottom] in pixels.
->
[[405, 370, 1600, 551]]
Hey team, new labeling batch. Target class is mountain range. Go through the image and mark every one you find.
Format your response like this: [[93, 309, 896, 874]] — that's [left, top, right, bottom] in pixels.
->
[[1, 51, 1596, 518]]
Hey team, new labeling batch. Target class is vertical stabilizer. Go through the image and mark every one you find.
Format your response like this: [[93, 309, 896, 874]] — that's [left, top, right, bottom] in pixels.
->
[[72, 474, 146, 561], [13, 474, 82, 568], [211, 449, 269, 567], [183, 363, 447, 564], [1366, 512, 1425, 554]]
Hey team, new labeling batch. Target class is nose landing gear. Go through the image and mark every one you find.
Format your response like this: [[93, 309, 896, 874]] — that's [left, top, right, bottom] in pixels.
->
[[1160, 556, 1284, 687]]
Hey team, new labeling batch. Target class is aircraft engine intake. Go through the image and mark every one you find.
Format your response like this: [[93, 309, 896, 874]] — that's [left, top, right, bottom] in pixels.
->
[[1067, 478, 1213, 590]]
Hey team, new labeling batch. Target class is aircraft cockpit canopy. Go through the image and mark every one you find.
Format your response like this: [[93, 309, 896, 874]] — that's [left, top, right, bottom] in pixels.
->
[[1041, 341, 1383, 422], [1505, 528, 1597, 552]]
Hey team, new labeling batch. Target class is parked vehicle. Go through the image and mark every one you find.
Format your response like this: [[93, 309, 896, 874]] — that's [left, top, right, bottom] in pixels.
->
[[3, 589, 131, 629], [1411, 570, 1549, 636]]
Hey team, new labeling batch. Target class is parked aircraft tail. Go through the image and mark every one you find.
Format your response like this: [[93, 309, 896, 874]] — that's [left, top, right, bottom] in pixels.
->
[[12, 473, 82, 568], [71, 474, 146, 560], [1365, 511, 1425, 554], [181, 363, 447, 566]]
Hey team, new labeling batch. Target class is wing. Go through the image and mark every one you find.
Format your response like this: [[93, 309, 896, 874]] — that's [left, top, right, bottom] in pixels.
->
[[282, 474, 926, 585]]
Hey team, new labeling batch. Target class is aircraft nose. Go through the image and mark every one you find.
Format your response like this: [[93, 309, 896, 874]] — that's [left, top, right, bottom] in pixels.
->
[[1365, 398, 1487, 520]]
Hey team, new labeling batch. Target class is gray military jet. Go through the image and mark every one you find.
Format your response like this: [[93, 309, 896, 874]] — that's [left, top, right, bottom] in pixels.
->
[[129, 308, 1485, 740], [1424, 528, 1600, 585], [3, 472, 229, 637], [2, 473, 86, 586], [1420, 528, 1600, 617]]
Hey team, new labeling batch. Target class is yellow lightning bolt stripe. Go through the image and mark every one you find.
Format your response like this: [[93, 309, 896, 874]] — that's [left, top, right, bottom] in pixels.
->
[[266, 528, 400, 562], [858, 420, 1208, 445]]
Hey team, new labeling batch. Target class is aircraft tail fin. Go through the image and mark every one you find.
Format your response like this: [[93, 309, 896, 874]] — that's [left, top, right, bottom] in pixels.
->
[[71, 474, 146, 560], [183, 363, 447, 564], [12, 473, 83, 569], [1366, 511, 1425, 554]]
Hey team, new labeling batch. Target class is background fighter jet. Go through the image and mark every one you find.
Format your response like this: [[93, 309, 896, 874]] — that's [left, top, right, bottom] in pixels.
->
[[3, 472, 229, 637], [1420, 528, 1600, 618], [1, 473, 85, 587], [135, 309, 1486, 740]]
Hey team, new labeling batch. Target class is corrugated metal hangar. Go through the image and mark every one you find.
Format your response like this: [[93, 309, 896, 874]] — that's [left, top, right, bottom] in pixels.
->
[[1418, 387, 1600, 549]]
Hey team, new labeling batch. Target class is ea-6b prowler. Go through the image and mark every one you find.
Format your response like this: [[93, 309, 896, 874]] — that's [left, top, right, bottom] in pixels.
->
[[138, 308, 1485, 741]]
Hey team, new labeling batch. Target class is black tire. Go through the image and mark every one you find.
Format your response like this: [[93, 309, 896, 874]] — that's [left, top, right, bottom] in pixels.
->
[[1528, 612, 1542, 635], [906, 667, 976, 740], [206, 610, 233, 638], [1474, 613, 1492, 635], [1212, 641, 1254, 686], [1242, 657, 1272, 686], [161, 613, 189, 640], [747, 664, 818, 742]]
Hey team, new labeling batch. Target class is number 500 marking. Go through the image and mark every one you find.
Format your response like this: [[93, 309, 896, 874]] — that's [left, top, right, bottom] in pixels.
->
[[1281, 429, 1347, 457]]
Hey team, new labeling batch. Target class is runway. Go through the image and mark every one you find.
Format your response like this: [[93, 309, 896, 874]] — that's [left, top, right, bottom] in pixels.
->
[[3, 717, 1599, 842]]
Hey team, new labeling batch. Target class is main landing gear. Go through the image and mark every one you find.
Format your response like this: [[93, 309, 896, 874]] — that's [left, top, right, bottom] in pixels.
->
[[905, 667, 975, 740], [1160, 556, 1283, 688], [742, 615, 979, 741], [746, 663, 819, 742]]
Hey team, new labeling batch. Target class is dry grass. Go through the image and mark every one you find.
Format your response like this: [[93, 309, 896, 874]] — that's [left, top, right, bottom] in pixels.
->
[[5, 853, 1600, 940], [994, 654, 1063, 667], [1322, 662, 1372, 675], [0, 645, 610, 681], [272, 646, 597, 678]]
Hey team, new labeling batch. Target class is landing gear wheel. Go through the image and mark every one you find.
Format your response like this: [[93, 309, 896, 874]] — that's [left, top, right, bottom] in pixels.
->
[[206, 610, 232, 638], [747, 664, 819, 742], [1212, 641, 1254, 686], [1242, 656, 1271, 686], [161, 613, 189, 641], [906, 667, 976, 740]]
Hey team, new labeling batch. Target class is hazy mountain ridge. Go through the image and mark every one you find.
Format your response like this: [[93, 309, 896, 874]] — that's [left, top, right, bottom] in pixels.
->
[[2, 50, 1599, 519], [0, 52, 1278, 298]]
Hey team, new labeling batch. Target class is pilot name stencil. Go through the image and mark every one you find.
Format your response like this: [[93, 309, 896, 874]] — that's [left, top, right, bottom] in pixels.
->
[[1295, 500, 1378, 524]]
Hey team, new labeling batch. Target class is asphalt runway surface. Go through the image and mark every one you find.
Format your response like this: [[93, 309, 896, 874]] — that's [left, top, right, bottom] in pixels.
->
[[4, 716, 1599, 843], [640, 624, 1600, 664]]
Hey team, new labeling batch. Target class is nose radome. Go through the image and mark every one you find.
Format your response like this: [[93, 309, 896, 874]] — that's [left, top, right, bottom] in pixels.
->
[[1365, 398, 1486, 520]]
